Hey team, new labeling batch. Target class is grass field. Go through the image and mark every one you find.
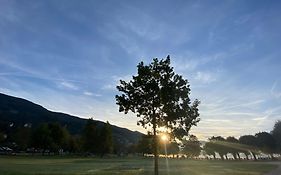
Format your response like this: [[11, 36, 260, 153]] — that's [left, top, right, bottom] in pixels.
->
[[0, 156, 278, 175]]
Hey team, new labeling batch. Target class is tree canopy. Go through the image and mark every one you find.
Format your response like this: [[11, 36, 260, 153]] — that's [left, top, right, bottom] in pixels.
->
[[99, 121, 113, 156], [271, 120, 281, 153], [82, 118, 99, 153], [239, 135, 258, 160], [182, 135, 201, 158], [116, 56, 200, 175], [116, 56, 200, 138], [255, 132, 276, 157]]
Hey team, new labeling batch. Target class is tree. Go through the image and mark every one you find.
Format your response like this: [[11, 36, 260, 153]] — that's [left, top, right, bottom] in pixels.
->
[[137, 134, 153, 156], [226, 136, 240, 160], [48, 123, 69, 154], [203, 141, 216, 159], [99, 121, 113, 156], [82, 118, 99, 154], [255, 132, 276, 159], [239, 135, 258, 160], [182, 135, 201, 158], [12, 126, 32, 151], [67, 135, 81, 153], [209, 136, 228, 160], [31, 123, 52, 154], [166, 141, 179, 158], [0, 132, 5, 144], [116, 56, 200, 175], [271, 120, 281, 153]]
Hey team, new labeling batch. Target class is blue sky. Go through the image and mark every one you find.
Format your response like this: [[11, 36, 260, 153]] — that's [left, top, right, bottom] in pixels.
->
[[0, 0, 281, 139]]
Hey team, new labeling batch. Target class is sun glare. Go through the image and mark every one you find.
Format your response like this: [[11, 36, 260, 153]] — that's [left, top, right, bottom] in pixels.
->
[[161, 134, 169, 142]]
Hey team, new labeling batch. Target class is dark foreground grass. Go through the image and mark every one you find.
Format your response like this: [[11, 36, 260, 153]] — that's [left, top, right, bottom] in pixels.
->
[[0, 156, 278, 175]]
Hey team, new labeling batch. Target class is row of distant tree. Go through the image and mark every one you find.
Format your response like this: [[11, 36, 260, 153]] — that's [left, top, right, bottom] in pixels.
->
[[203, 120, 281, 160], [1, 119, 280, 159], [0, 118, 114, 156], [130, 134, 201, 158], [127, 120, 281, 160]]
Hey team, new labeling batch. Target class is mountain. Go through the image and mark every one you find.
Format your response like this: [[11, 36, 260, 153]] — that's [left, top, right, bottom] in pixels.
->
[[0, 93, 143, 145]]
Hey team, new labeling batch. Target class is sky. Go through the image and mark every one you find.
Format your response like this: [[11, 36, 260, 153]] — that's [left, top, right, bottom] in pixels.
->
[[0, 0, 281, 140]]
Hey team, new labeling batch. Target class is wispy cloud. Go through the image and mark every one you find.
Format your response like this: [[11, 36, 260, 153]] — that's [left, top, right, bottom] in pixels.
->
[[83, 91, 93, 96], [194, 71, 217, 84], [271, 81, 281, 99], [102, 75, 132, 91], [83, 91, 101, 97], [0, 1, 21, 24], [252, 116, 267, 121], [102, 84, 116, 91], [204, 119, 231, 122], [234, 14, 253, 25], [172, 58, 199, 72], [1, 0, 281, 138], [59, 81, 79, 90]]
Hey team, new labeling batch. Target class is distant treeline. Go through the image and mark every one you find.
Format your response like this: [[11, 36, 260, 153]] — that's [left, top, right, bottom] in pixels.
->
[[127, 120, 281, 160], [0, 118, 122, 156], [1, 119, 281, 160], [202, 120, 281, 160]]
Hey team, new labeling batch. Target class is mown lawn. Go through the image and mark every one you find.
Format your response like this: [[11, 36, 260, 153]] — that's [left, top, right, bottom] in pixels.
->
[[0, 156, 278, 175]]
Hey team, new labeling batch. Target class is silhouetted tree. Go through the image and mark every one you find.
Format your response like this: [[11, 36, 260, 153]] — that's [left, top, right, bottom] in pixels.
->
[[226, 136, 240, 160], [116, 56, 200, 175], [112, 141, 123, 155], [127, 144, 138, 154], [256, 132, 276, 159], [271, 120, 281, 153], [166, 141, 179, 158], [203, 141, 216, 159], [67, 135, 81, 153], [210, 136, 229, 160], [82, 118, 99, 154], [99, 121, 113, 156], [182, 135, 201, 158], [239, 135, 258, 160], [48, 123, 69, 153], [137, 134, 153, 156], [12, 126, 32, 151], [31, 123, 52, 154], [0, 132, 5, 144]]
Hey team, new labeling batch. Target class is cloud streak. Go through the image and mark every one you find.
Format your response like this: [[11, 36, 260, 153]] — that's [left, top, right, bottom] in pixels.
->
[[59, 81, 79, 90]]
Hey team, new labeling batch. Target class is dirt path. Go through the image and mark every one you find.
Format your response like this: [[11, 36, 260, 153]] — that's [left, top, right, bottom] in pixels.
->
[[264, 162, 281, 175]]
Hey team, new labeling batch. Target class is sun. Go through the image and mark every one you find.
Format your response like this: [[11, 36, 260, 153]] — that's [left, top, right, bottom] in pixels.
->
[[161, 134, 169, 142]]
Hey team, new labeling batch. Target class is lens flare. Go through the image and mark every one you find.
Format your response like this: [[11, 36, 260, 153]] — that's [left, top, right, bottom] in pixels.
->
[[161, 134, 169, 142]]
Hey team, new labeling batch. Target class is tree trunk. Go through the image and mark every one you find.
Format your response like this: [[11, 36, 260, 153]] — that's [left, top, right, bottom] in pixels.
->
[[246, 154, 249, 160], [251, 152, 257, 160], [232, 153, 237, 160], [237, 153, 241, 160], [270, 154, 274, 160], [219, 154, 224, 160], [153, 118, 158, 175], [244, 153, 249, 160]]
